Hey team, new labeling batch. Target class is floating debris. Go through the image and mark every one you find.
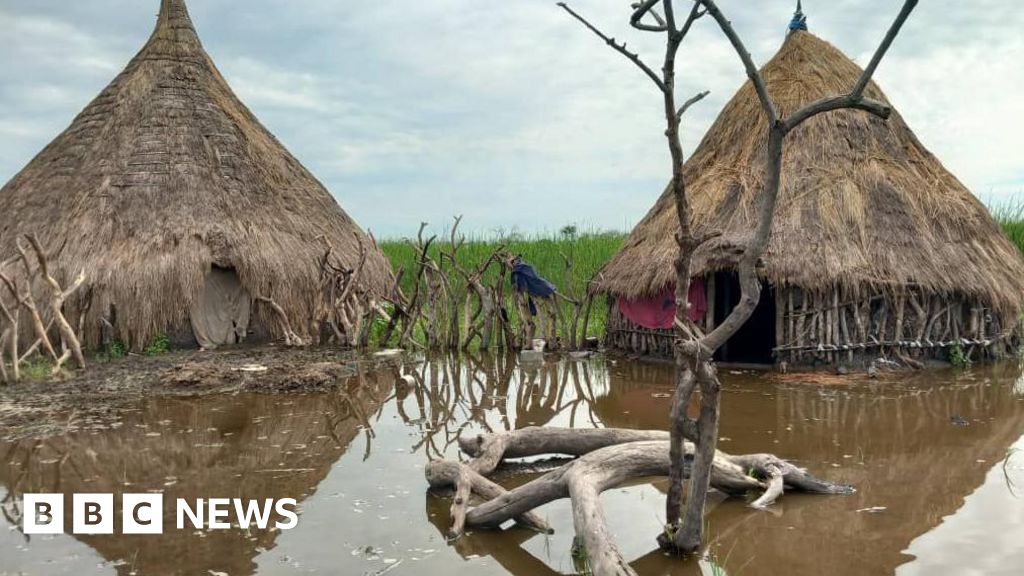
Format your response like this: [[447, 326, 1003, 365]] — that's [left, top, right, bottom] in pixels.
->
[[236, 364, 268, 373]]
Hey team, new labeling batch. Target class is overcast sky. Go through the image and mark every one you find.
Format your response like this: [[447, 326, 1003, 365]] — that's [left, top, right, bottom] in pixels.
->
[[1, 0, 1022, 237]]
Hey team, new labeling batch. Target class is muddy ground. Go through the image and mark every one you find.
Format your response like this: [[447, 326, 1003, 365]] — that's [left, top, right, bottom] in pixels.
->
[[0, 346, 409, 440]]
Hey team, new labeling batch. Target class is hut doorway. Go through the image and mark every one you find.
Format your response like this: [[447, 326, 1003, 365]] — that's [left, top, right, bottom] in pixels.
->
[[189, 266, 251, 350], [712, 271, 776, 365]]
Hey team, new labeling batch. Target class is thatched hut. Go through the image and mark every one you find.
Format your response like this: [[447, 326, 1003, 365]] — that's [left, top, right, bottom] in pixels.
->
[[0, 0, 392, 350], [595, 29, 1024, 365]]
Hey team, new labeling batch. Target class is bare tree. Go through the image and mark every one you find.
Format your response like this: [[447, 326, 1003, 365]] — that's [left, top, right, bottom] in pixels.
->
[[558, 0, 918, 555], [422, 0, 915, 561]]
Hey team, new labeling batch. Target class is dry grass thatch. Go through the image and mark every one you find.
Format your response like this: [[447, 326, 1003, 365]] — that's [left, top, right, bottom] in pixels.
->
[[0, 0, 393, 349], [594, 31, 1024, 317]]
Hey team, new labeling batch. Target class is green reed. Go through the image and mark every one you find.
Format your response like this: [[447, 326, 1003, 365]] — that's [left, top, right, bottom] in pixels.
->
[[379, 226, 626, 339]]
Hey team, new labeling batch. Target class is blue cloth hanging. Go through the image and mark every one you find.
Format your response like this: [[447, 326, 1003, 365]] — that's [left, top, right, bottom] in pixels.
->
[[511, 258, 556, 316], [511, 259, 556, 298], [789, 0, 807, 31]]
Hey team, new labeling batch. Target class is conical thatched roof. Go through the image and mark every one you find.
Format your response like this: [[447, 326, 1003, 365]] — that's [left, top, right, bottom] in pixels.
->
[[0, 0, 392, 348], [595, 31, 1024, 315]]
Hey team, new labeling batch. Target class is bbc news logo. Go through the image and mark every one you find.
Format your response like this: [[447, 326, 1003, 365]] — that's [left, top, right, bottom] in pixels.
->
[[23, 494, 298, 535]]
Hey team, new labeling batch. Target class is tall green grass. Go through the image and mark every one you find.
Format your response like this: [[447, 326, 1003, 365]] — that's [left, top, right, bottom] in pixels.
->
[[992, 202, 1024, 254], [379, 227, 626, 339]]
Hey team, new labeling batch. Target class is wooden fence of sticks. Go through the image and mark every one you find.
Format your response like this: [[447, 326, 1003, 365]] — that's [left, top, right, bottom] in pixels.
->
[[259, 217, 598, 353]]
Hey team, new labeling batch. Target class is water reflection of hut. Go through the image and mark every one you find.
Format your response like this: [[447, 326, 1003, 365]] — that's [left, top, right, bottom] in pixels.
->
[[0, 370, 393, 576], [592, 361, 1024, 575], [595, 27, 1024, 366]]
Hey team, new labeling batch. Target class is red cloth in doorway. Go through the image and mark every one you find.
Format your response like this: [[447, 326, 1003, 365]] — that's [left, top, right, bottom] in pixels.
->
[[617, 279, 706, 329]]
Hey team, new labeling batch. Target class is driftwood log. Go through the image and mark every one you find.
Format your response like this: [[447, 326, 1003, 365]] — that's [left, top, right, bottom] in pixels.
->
[[426, 427, 851, 576]]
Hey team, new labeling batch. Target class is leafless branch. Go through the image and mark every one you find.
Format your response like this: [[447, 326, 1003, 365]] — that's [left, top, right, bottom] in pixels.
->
[[671, 0, 706, 42], [557, 2, 667, 92], [784, 95, 891, 131], [630, 0, 667, 32], [677, 89, 710, 119], [6, 250, 58, 362], [255, 295, 307, 347], [852, 0, 918, 98]]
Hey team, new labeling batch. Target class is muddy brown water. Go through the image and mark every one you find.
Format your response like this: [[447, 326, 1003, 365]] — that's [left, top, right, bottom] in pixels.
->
[[1, 354, 1022, 576]]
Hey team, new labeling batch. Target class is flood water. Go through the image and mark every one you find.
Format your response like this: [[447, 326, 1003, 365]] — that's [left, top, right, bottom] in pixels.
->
[[1, 354, 1023, 576]]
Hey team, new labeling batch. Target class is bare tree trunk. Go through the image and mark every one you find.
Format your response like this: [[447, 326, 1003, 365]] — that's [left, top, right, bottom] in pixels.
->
[[1, 317, 17, 383], [0, 329, 9, 383]]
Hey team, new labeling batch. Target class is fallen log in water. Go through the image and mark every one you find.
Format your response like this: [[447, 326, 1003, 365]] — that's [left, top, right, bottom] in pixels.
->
[[425, 427, 852, 576]]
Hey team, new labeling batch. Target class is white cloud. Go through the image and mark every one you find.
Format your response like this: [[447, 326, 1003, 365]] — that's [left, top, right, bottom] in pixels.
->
[[221, 57, 339, 113], [0, 118, 50, 139], [1, 11, 123, 73], [879, 37, 1024, 200], [1, 0, 1021, 235]]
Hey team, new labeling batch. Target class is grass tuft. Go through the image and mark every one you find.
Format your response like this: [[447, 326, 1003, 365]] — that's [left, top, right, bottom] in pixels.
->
[[21, 357, 53, 380], [991, 200, 1024, 255], [143, 334, 170, 357]]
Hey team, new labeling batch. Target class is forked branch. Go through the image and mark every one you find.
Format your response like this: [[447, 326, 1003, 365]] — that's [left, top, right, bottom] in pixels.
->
[[0, 234, 87, 381]]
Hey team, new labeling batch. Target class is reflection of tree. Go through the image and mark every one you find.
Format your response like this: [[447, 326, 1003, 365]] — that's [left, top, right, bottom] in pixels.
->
[[424, 492, 561, 576], [325, 363, 394, 461], [394, 353, 607, 461], [516, 359, 603, 429], [416, 357, 1024, 576], [424, 466, 743, 576], [0, 372, 393, 576], [593, 362, 1024, 575], [0, 439, 41, 532]]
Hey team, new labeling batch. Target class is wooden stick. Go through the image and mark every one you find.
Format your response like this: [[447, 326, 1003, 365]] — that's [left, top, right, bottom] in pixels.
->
[[24, 235, 86, 369]]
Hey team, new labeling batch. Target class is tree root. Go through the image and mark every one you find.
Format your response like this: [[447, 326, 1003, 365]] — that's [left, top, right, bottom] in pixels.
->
[[426, 427, 852, 576]]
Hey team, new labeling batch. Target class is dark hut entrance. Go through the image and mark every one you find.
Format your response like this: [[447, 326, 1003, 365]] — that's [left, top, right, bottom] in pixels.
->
[[189, 266, 251, 349], [712, 271, 776, 364]]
